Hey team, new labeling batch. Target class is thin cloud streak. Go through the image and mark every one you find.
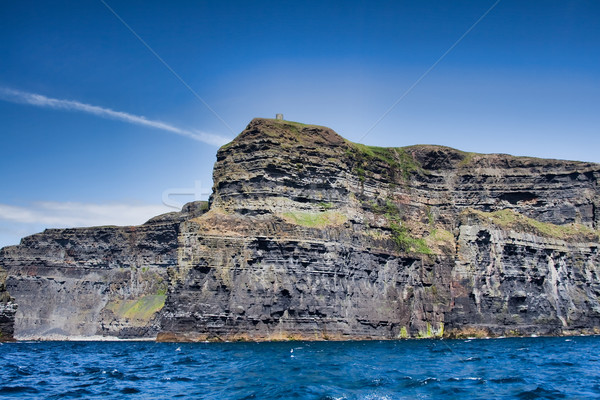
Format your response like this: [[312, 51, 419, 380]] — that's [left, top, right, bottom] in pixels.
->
[[0, 201, 173, 228], [0, 87, 231, 146]]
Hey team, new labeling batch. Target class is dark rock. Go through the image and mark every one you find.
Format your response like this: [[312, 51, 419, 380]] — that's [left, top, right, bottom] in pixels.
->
[[0, 267, 17, 341]]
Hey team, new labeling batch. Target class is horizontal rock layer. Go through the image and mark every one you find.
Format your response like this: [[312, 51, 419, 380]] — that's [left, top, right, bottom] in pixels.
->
[[2, 118, 599, 340]]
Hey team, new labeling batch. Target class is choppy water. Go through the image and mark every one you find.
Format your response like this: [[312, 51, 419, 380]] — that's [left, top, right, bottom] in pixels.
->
[[1, 336, 600, 399]]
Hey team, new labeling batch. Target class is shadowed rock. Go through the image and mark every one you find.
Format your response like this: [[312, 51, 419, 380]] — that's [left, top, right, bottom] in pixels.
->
[[0, 267, 17, 341]]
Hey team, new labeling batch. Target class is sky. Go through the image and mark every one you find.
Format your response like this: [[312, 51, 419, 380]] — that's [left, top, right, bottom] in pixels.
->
[[0, 0, 599, 248]]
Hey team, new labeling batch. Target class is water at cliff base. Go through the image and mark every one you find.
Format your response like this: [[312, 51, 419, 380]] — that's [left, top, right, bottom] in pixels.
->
[[1, 336, 599, 399]]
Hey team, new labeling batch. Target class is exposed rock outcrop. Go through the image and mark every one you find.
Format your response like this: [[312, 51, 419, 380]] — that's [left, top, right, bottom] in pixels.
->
[[0, 202, 207, 339], [0, 266, 17, 341], [1, 118, 599, 340]]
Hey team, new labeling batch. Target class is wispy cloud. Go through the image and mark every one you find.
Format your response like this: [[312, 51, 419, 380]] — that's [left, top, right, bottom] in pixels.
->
[[0, 87, 231, 146], [0, 201, 173, 229], [0, 201, 180, 248]]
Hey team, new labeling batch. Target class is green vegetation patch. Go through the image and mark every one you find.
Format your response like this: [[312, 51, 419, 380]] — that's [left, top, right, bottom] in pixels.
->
[[282, 211, 347, 228], [370, 199, 399, 215], [371, 198, 433, 255], [399, 326, 409, 339], [270, 118, 310, 127], [417, 322, 444, 339], [457, 151, 477, 167], [348, 143, 422, 181], [390, 221, 433, 255], [468, 209, 599, 241], [317, 202, 333, 210], [352, 143, 398, 165], [106, 294, 166, 322], [428, 228, 455, 244]]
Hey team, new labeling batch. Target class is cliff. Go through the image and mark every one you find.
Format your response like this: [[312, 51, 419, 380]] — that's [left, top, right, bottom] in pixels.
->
[[0, 202, 207, 339], [0, 266, 17, 341], [2, 118, 599, 340]]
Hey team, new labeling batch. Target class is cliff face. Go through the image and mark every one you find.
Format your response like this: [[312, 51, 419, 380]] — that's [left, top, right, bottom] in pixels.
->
[[0, 266, 17, 341], [2, 118, 599, 340], [0, 202, 206, 339]]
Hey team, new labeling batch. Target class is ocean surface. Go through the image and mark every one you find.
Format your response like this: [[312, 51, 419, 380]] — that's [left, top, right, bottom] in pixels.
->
[[1, 336, 599, 399]]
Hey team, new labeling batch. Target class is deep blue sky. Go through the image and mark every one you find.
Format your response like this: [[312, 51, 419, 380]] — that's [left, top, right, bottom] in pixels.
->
[[1, 0, 599, 247]]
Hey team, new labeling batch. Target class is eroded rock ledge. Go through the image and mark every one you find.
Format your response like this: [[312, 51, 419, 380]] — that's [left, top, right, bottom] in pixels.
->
[[1, 118, 599, 341]]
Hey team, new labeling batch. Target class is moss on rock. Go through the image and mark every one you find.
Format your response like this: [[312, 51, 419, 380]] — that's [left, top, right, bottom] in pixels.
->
[[466, 208, 599, 242]]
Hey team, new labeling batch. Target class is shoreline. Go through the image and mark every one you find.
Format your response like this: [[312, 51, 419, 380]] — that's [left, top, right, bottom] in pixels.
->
[[9, 332, 600, 343], [14, 334, 157, 342]]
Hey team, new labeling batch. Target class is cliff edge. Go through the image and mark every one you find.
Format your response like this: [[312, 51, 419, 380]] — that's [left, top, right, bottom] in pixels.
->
[[2, 118, 599, 340]]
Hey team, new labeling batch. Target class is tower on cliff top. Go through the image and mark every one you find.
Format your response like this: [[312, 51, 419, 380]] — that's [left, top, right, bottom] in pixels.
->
[[276, 113, 283, 120]]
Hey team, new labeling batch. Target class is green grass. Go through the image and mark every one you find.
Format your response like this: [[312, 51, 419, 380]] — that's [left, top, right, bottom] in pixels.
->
[[399, 326, 409, 339], [367, 198, 401, 217], [269, 118, 310, 127], [282, 211, 347, 228], [378, 199, 432, 254], [355, 166, 366, 182], [457, 151, 477, 167], [428, 228, 455, 243], [106, 294, 166, 322], [360, 144, 420, 173], [352, 143, 397, 165], [346, 142, 423, 182], [318, 202, 333, 210], [468, 209, 599, 241], [369, 197, 433, 255], [390, 221, 433, 254]]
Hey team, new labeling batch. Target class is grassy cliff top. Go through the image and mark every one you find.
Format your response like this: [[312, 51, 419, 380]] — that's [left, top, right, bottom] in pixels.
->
[[219, 118, 599, 171]]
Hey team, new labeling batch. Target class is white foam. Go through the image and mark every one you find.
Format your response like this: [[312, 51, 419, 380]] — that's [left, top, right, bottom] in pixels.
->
[[14, 334, 156, 342]]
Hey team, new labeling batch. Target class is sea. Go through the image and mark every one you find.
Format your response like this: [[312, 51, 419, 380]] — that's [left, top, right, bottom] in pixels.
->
[[1, 336, 599, 399]]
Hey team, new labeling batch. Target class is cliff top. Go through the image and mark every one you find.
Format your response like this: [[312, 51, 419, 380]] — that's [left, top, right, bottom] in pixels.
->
[[4, 118, 598, 248], [220, 118, 346, 152], [220, 118, 598, 171]]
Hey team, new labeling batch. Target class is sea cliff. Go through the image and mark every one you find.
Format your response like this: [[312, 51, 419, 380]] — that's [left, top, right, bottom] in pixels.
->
[[2, 118, 599, 341], [0, 266, 17, 341]]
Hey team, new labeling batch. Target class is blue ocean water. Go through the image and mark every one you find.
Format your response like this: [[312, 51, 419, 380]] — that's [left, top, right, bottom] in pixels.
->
[[1, 336, 599, 399]]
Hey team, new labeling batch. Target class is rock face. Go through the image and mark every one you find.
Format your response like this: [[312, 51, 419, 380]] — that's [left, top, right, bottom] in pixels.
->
[[0, 202, 207, 339], [0, 267, 17, 341], [2, 118, 600, 340]]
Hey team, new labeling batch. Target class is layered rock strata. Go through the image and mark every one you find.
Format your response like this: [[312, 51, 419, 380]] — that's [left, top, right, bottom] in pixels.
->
[[1, 118, 599, 340], [0, 267, 17, 341], [0, 202, 207, 339]]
